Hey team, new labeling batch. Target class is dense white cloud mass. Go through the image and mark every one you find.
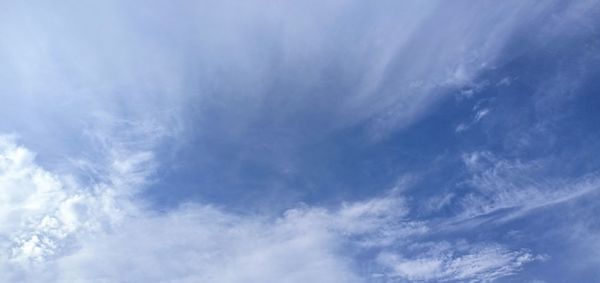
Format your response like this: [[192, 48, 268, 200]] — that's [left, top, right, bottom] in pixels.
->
[[0, 133, 153, 280], [0, 136, 113, 278]]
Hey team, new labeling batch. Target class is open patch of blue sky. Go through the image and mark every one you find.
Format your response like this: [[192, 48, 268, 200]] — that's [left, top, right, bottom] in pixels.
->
[[1, 1, 600, 282]]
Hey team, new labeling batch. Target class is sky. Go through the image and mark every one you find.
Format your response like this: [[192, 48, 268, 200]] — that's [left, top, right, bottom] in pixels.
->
[[1, 1, 600, 282]]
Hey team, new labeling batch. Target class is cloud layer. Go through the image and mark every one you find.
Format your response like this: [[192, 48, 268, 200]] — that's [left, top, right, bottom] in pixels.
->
[[0, 136, 544, 282], [1, 1, 600, 282]]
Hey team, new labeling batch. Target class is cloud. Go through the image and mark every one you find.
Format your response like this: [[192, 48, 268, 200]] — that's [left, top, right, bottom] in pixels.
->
[[0, 137, 397, 281], [51, 206, 359, 282], [457, 151, 600, 222], [378, 242, 537, 283], [1, 0, 587, 213], [0, 117, 166, 279], [0, 132, 366, 282], [54, 205, 363, 283], [455, 107, 491, 133], [2, 1, 595, 281], [0, 0, 563, 154], [0, 135, 122, 278], [0, 136, 542, 282]]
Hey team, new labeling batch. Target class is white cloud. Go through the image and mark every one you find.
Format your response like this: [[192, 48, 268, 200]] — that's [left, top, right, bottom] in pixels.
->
[[0, 136, 543, 282], [458, 152, 600, 222], [455, 107, 491, 133], [0, 126, 162, 280], [455, 95, 495, 133], [378, 243, 536, 282], [0, 0, 565, 153], [54, 205, 364, 283], [0, 136, 118, 277], [2, 2, 588, 280], [0, 134, 370, 282]]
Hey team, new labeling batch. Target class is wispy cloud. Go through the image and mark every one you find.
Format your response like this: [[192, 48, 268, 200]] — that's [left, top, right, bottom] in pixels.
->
[[378, 242, 538, 283], [457, 152, 600, 222], [0, 0, 560, 151], [1, 1, 598, 282]]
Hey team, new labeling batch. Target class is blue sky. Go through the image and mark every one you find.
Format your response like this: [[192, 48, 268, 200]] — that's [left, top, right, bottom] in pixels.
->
[[1, 1, 600, 282]]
